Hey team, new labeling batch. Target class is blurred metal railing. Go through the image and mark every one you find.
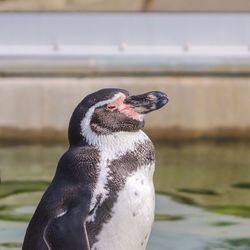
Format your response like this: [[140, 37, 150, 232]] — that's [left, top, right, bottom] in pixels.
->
[[1, 13, 250, 76]]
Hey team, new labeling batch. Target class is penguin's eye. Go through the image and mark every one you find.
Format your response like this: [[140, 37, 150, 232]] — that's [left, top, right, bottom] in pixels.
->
[[106, 105, 116, 111]]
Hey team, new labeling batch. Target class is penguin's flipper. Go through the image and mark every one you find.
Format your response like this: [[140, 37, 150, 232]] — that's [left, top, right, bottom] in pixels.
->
[[45, 203, 90, 250]]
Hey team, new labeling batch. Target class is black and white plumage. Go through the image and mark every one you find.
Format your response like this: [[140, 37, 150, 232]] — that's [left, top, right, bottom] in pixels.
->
[[23, 88, 168, 250]]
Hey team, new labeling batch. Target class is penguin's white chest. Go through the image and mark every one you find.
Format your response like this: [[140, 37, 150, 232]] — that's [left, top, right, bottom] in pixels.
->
[[92, 165, 155, 250]]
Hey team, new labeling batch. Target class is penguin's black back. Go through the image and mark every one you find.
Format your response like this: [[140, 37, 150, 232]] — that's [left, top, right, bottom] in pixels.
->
[[22, 144, 100, 250]]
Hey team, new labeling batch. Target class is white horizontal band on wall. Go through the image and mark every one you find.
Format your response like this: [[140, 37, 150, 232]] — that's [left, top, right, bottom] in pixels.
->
[[1, 13, 250, 75]]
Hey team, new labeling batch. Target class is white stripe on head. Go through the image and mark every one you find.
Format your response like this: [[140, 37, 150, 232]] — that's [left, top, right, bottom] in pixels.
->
[[80, 92, 125, 146], [80, 92, 144, 147]]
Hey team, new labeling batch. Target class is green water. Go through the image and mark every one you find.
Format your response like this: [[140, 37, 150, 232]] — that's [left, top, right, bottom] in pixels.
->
[[1, 142, 250, 249]]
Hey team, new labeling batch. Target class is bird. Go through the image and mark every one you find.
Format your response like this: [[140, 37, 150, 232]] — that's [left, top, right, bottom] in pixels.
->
[[22, 88, 168, 250]]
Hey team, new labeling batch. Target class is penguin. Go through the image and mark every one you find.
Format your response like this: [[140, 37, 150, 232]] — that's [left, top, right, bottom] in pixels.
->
[[22, 88, 168, 250]]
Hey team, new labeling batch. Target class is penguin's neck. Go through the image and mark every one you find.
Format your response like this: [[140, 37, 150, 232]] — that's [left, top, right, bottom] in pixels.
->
[[84, 129, 149, 157]]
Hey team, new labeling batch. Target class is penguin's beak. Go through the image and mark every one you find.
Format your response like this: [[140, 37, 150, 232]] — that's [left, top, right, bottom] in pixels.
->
[[123, 91, 169, 114]]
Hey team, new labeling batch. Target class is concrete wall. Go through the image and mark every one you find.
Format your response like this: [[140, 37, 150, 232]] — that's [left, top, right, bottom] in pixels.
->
[[1, 76, 250, 143]]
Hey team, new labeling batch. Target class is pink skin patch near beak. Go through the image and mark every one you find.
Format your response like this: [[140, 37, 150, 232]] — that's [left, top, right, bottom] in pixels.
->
[[106, 96, 125, 110], [106, 96, 143, 120], [119, 105, 141, 117]]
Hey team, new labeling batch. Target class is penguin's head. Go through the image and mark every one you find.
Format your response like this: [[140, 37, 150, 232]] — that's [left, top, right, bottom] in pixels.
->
[[68, 88, 168, 145]]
